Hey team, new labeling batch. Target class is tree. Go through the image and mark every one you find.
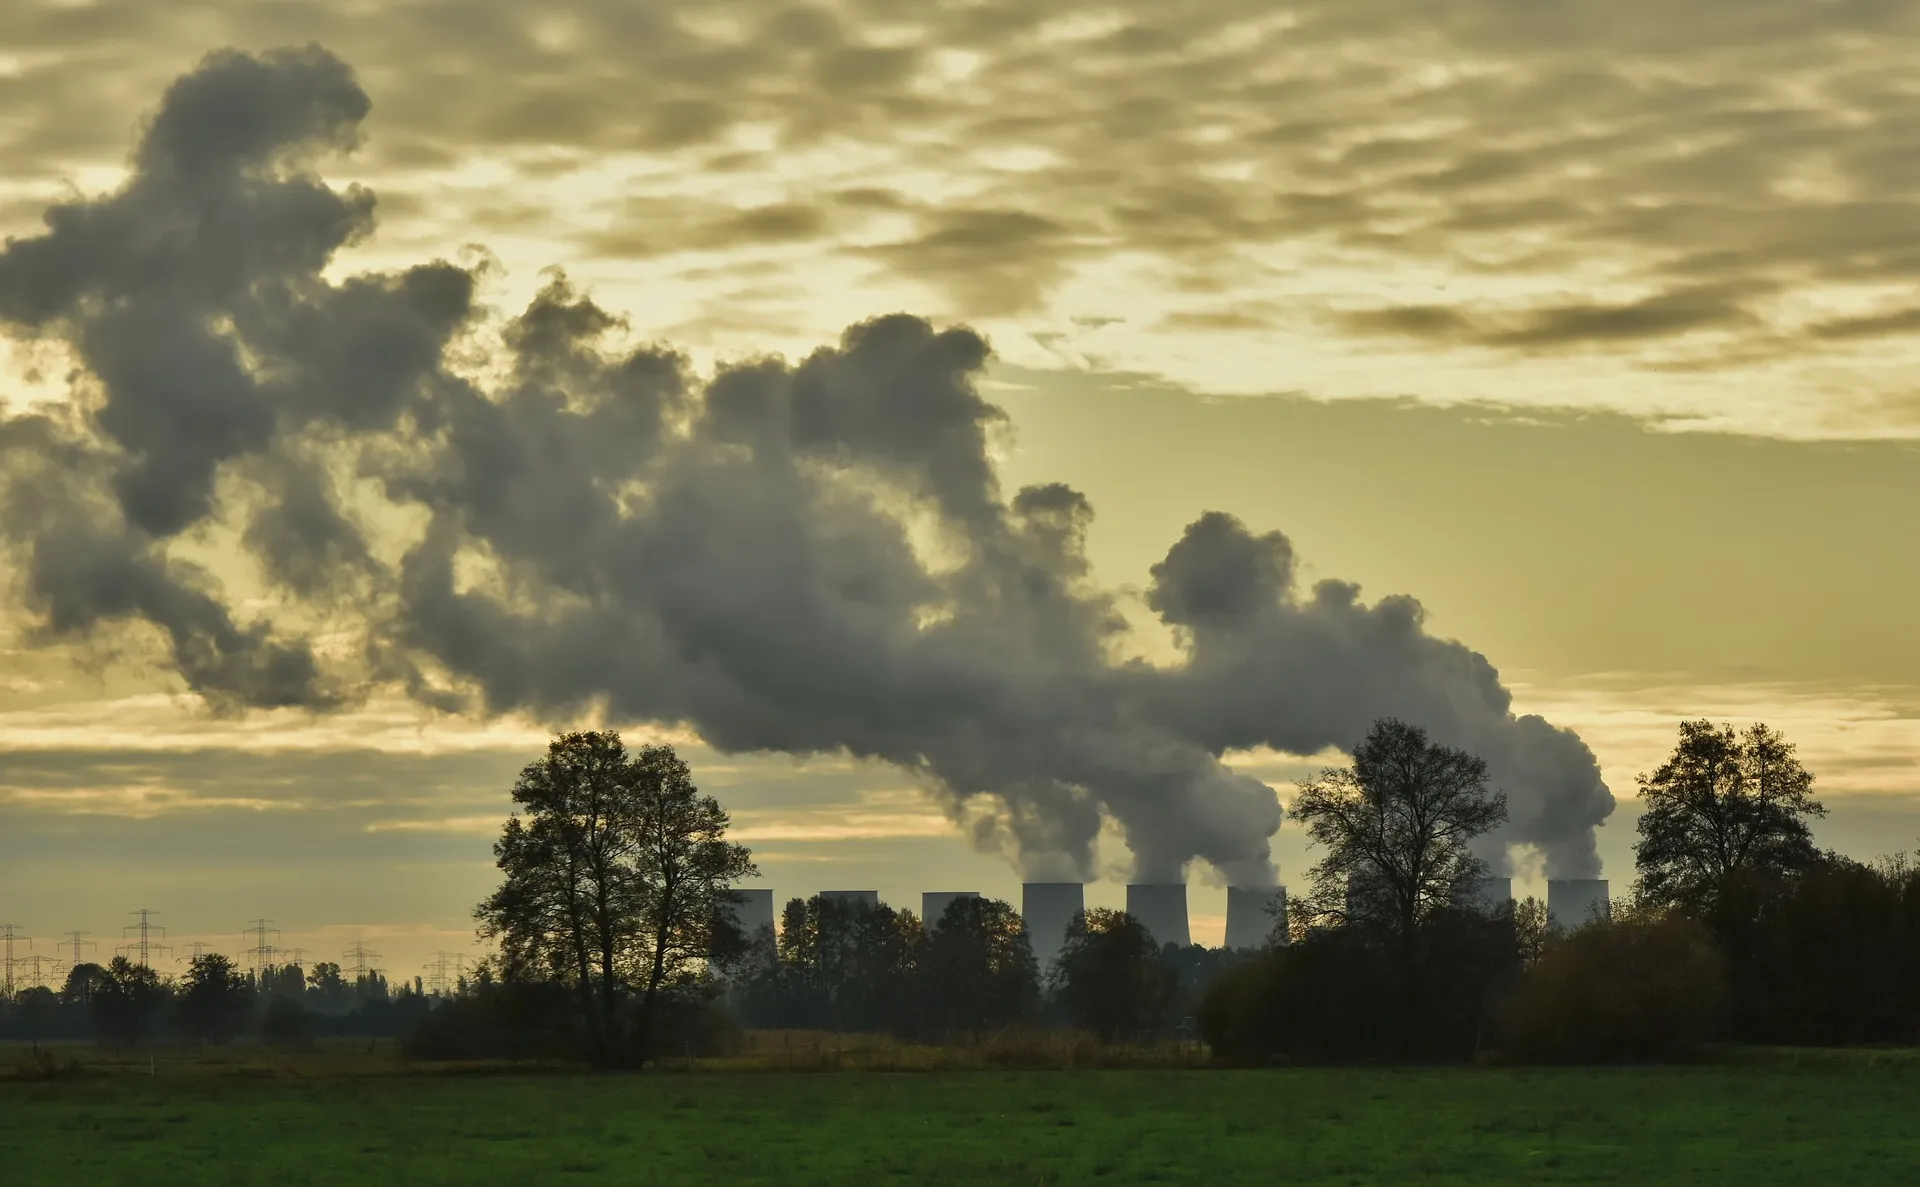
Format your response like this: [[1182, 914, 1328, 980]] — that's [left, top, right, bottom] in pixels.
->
[[772, 895, 922, 1032], [178, 953, 252, 1046], [12, 986, 59, 1050], [476, 731, 754, 1064], [92, 957, 166, 1048], [1291, 718, 1508, 945], [306, 962, 352, 1014], [1050, 909, 1175, 1042], [917, 896, 1039, 1038], [1634, 721, 1824, 913]]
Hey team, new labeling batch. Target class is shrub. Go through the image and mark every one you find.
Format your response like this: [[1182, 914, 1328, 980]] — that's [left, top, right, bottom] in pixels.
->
[[1499, 912, 1725, 1063]]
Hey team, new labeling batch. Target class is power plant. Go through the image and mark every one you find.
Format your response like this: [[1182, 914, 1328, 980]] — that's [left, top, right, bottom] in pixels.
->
[[1126, 884, 1191, 949], [1548, 879, 1611, 930], [1022, 882, 1086, 970], [1224, 886, 1287, 950], [921, 891, 980, 928], [725, 888, 776, 945], [1464, 877, 1514, 915], [818, 890, 881, 909]]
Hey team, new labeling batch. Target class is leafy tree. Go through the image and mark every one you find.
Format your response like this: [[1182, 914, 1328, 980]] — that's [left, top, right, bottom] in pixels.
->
[[12, 986, 59, 1049], [917, 896, 1038, 1038], [773, 895, 922, 1032], [92, 957, 167, 1048], [1050, 909, 1175, 1042], [1634, 721, 1825, 913], [61, 962, 110, 1009], [1291, 718, 1508, 945], [305, 962, 352, 1014], [178, 953, 253, 1045], [258, 964, 306, 999], [476, 731, 754, 1064]]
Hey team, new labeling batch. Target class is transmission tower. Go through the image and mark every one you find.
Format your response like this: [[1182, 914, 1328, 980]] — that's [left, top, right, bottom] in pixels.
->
[[423, 951, 463, 996], [59, 931, 96, 968], [1, 925, 28, 1000], [241, 919, 282, 973], [17, 954, 65, 991], [286, 947, 310, 969], [119, 909, 170, 969], [342, 941, 382, 981], [178, 941, 217, 966]]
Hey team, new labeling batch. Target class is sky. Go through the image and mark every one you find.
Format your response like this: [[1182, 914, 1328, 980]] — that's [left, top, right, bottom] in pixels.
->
[[2, 0, 1919, 982]]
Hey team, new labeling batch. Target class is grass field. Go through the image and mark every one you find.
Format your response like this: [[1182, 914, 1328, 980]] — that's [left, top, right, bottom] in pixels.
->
[[4, 1046, 1919, 1185]]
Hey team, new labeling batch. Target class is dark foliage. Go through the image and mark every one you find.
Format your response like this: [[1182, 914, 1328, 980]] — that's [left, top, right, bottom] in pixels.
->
[[915, 896, 1041, 1040], [1200, 908, 1521, 1064], [476, 731, 755, 1066], [1499, 910, 1726, 1062], [1051, 909, 1178, 1042], [1635, 721, 1824, 913], [259, 995, 317, 1050], [176, 953, 253, 1045]]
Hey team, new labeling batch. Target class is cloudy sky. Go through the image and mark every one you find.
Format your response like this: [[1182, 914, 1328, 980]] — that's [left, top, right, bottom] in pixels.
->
[[3, 0, 1919, 980]]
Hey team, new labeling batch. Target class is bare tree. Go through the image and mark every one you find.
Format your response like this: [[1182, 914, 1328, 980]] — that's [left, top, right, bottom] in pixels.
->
[[1291, 718, 1508, 946]]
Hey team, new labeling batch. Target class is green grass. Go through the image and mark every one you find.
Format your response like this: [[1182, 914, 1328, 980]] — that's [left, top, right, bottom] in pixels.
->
[[4, 1051, 1919, 1185]]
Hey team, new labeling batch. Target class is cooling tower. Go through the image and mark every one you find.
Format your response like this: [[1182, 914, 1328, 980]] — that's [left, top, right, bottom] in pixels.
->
[[1022, 882, 1085, 970], [1126, 883, 1191, 949], [1224, 886, 1287, 950], [724, 888, 776, 946], [818, 890, 881, 909], [1547, 879, 1610, 930], [1463, 877, 1513, 915], [921, 891, 980, 929]]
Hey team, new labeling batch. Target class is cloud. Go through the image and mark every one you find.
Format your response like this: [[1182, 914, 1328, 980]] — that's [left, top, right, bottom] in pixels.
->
[[0, 0, 1912, 436], [1335, 283, 1767, 351]]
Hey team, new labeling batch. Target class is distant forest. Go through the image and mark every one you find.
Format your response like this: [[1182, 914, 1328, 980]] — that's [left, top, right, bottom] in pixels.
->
[[5, 718, 1916, 1066]]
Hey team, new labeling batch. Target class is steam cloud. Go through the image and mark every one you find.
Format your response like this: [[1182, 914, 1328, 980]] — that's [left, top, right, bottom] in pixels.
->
[[0, 47, 1614, 883]]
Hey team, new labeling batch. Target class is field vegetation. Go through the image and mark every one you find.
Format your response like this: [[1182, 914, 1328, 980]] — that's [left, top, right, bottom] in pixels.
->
[[5, 1046, 1919, 1185]]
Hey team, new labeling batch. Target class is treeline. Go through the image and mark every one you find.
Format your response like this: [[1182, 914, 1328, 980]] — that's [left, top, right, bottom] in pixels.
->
[[12, 719, 1911, 1068], [404, 732, 1250, 1065], [1203, 718, 1920, 1064], [726, 895, 1242, 1041], [0, 954, 446, 1048]]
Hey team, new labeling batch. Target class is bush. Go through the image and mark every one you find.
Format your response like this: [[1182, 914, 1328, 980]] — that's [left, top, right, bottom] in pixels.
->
[[1200, 911, 1518, 1065], [1499, 912, 1725, 1063]]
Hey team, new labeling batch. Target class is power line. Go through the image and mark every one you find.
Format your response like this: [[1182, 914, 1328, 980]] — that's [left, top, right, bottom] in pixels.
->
[[119, 909, 170, 969]]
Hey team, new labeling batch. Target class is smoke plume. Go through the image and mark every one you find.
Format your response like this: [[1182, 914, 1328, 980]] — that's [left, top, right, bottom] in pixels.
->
[[0, 47, 1614, 882]]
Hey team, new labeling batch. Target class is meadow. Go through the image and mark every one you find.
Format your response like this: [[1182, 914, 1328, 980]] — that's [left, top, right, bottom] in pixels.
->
[[4, 1043, 1919, 1185]]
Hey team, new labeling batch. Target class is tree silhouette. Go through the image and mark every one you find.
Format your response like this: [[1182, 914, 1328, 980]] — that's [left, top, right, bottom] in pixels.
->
[[476, 731, 753, 1064], [1291, 718, 1508, 945], [917, 896, 1038, 1038], [92, 956, 166, 1049], [178, 953, 252, 1046], [1051, 909, 1175, 1041], [1634, 721, 1824, 913]]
